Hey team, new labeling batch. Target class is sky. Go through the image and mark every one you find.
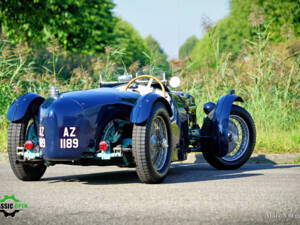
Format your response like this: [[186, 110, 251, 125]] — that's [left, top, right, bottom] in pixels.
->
[[113, 0, 230, 59]]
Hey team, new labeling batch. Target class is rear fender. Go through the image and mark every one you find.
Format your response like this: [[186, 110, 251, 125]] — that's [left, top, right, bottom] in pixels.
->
[[7, 93, 44, 122], [130, 93, 172, 124], [212, 94, 244, 157]]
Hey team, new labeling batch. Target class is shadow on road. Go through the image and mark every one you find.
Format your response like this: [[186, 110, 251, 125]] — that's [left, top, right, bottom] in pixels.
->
[[41, 163, 300, 185], [42, 169, 139, 185], [194, 154, 277, 164]]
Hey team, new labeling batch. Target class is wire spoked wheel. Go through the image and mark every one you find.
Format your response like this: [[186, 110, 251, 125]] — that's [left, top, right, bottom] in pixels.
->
[[201, 105, 256, 170], [150, 115, 169, 171], [222, 114, 250, 162], [133, 103, 172, 184]]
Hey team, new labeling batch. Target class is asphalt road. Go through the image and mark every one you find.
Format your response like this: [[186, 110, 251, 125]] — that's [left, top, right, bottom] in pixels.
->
[[0, 161, 299, 225]]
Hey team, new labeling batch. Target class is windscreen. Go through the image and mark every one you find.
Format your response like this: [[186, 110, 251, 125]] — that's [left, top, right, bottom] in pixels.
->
[[100, 72, 167, 84]]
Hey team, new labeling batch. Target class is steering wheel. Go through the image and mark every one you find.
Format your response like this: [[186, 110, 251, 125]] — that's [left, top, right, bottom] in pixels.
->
[[124, 75, 166, 98]]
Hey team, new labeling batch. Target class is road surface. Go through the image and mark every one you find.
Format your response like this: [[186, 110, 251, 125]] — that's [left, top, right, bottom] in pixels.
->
[[0, 160, 299, 225]]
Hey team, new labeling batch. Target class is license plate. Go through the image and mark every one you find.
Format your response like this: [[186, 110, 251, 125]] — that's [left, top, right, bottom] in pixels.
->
[[59, 126, 80, 149], [39, 126, 46, 148]]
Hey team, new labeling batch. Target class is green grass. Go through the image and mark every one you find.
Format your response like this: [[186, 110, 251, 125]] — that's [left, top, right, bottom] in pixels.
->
[[0, 36, 299, 153], [0, 125, 7, 152], [178, 36, 300, 153], [277, 156, 300, 165], [293, 156, 300, 164], [0, 40, 100, 152]]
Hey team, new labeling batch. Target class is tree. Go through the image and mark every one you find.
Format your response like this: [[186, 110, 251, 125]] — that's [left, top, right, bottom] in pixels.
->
[[179, 36, 198, 59], [191, 0, 300, 68], [144, 35, 169, 73], [112, 19, 149, 68], [254, 0, 300, 41], [0, 0, 116, 54]]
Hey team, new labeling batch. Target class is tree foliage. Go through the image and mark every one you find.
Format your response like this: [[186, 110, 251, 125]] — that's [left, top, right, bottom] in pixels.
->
[[0, 0, 116, 54], [112, 18, 149, 68], [144, 35, 169, 72], [178, 36, 198, 59], [0, 1, 155, 69], [190, 0, 300, 68], [254, 0, 300, 40]]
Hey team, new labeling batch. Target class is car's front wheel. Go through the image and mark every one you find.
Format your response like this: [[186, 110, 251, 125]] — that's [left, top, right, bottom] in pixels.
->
[[201, 105, 256, 170], [132, 102, 172, 184]]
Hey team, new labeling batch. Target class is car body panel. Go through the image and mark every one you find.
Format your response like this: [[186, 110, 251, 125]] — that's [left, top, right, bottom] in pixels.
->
[[39, 88, 140, 161], [36, 87, 187, 162], [6, 80, 247, 166], [7, 93, 44, 122], [212, 94, 244, 157], [130, 92, 173, 124]]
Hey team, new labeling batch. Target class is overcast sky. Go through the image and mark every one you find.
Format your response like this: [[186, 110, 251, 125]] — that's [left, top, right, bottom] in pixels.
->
[[113, 0, 229, 59]]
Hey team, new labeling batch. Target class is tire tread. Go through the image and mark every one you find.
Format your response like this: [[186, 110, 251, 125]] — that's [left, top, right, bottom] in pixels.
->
[[132, 103, 172, 184], [8, 115, 46, 181]]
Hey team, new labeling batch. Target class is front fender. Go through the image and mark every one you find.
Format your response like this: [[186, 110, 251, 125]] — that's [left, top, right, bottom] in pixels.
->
[[212, 94, 244, 157], [130, 93, 172, 124], [7, 93, 44, 122]]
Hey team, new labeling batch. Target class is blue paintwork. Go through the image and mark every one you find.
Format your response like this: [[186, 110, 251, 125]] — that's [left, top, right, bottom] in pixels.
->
[[40, 88, 140, 161], [7, 93, 44, 122], [212, 94, 244, 157], [130, 92, 173, 124], [203, 102, 216, 115], [8, 85, 192, 164]]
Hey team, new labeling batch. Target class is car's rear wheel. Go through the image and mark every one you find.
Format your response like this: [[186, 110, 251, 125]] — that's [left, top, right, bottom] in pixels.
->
[[201, 105, 256, 170], [132, 102, 172, 184], [8, 112, 46, 181]]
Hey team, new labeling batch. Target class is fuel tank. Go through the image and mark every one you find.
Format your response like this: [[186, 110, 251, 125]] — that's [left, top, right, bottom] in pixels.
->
[[39, 88, 139, 161]]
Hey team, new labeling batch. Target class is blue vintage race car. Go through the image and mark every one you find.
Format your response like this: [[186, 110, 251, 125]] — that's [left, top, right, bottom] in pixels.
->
[[7, 75, 256, 183]]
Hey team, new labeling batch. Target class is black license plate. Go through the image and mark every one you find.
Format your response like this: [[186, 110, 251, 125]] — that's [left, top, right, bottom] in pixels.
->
[[59, 126, 80, 149], [39, 125, 46, 148]]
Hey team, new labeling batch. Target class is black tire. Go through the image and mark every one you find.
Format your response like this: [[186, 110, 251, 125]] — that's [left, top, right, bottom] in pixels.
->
[[8, 113, 46, 181], [201, 105, 256, 170], [132, 102, 172, 184]]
